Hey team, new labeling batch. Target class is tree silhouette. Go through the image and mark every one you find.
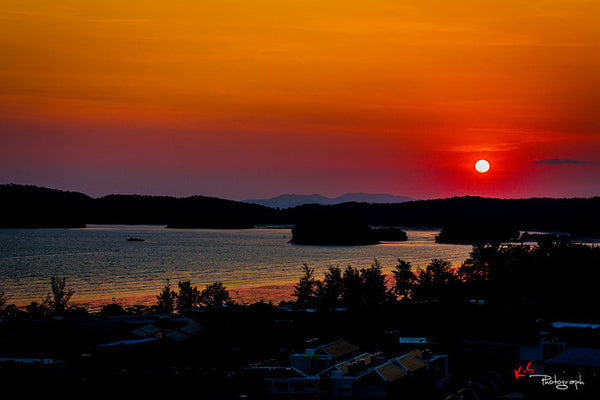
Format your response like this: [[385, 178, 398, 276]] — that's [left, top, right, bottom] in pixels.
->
[[0, 291, 10, 318], [341, 265, 362, 310], [450, 241, 600, 312], [283, 241, 600, 317], [100, 303, 126, 316], [317, 265, 343, 310], [0, 291, 6, 311], [199, 282, 232, 307], [360, 259, 388, 309], [42, 276, 75, 316], [292, 264, 319, 308], [427, 259, 455, 286], [413, 259, 456, 303], [457, 243, 493, 283], [176, 280, 201, 313], [392, 259, 416, 302], [156, 280, 176, 313], [25, 301, 47, 318]]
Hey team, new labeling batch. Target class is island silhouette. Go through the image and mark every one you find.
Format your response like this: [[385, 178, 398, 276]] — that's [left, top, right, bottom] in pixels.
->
[[2, 184, 600, 243]]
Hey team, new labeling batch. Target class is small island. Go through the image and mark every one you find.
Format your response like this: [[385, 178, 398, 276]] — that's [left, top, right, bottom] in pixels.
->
[[290, 214, 407, 245], [435, 220, 519, 244], [371, 227, 408, 242], [519, 231, 571, 243]]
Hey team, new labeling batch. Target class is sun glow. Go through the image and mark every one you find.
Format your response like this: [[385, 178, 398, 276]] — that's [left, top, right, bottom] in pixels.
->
[[475, 159, 490, 173]]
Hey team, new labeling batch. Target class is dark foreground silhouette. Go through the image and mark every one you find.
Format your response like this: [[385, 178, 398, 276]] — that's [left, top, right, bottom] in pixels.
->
[[1, 241, 599, 398]]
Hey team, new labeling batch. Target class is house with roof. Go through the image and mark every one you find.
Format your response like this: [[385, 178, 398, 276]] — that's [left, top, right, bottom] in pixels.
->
[[544, 346, 600, 378], [290, 339, 360, 375], [321, 353, 405, 398], [319, 349, 448, 399], [518, 339, 566, 374], [317, 340, 360, 360], [250, 340, 449, 399]]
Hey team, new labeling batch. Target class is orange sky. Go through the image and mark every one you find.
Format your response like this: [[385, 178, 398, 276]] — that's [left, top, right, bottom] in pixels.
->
[[1, 0, 599, 199]]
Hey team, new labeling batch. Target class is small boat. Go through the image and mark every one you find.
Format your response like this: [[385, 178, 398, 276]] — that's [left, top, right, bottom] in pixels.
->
[[126, 237, 144, 242]]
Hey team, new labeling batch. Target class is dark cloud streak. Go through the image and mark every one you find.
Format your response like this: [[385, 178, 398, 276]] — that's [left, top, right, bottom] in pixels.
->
[[533, 158, 588, 165]]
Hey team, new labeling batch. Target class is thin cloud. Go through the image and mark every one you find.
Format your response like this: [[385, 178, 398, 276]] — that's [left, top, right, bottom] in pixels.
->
[[533, 158, 588, 165], [446, 143, 519, 153]]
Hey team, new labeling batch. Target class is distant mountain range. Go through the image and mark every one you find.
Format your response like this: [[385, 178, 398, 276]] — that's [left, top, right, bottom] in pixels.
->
[[243, 193, 413, 209]]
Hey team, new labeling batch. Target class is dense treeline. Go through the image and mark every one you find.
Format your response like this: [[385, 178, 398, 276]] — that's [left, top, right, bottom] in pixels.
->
[[154, 280, 234, 314], [2, 184, 600, 237], [0, 277, 234, 319], [456, 239, 600, 313], [292, 240, 600, 317]]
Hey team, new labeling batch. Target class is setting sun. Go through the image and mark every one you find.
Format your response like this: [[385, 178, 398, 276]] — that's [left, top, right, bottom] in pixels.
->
[[475, 159, 490, 174], [1, 0, 599, 199]]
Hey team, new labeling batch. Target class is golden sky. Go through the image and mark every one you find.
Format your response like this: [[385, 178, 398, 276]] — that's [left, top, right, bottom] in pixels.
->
[[1, 0, 599, 199]]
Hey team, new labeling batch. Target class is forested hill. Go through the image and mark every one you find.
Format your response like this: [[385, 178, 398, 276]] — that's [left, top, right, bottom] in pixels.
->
[[0, 184, 273, 228], [2, 184, 600, 236], [0, 184, 92, 228], [280, 196, 600, 236]]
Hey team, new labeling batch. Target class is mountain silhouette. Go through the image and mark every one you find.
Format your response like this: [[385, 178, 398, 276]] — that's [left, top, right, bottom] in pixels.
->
[[243, 192, 413, 209]]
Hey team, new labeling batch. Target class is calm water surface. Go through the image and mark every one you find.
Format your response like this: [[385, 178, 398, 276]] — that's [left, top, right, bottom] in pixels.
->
[[0, 225, 473, 306]]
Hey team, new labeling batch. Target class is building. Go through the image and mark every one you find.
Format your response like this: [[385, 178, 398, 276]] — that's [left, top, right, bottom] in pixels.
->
[[518, 340, 566, 374], [250, 340, 449, 399], [290, 340, 360, 375], [251, 366, 320, 400]]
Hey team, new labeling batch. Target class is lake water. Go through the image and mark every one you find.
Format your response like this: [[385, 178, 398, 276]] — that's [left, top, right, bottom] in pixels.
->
[[0, 225, 473, 307]]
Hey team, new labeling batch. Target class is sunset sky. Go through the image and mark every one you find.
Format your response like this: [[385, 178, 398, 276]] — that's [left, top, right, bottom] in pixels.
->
[[1, 0, 599, 200]]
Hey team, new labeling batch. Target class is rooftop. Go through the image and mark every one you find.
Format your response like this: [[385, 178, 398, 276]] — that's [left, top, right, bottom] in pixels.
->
[[335, 353, 374, 375], [251, 367, 309, 379], [551, 322, 600, 330], [375, 363, 408, 382], [317, 339, 360, 359], [545, 347, 600, 368], [395, 355, 427, 372], [399, 337, 428, 344]]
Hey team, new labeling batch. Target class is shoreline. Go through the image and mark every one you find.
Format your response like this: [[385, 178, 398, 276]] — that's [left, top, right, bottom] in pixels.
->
[[70, 276, 398, 312], [9, 276, 401, 313], [69, 283, 297, 312]]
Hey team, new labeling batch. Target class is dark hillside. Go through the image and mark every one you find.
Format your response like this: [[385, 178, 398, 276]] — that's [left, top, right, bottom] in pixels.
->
[[2, 184, 600, 237], [0, 184, 91, 228], [1, 184, 275, 228], [281, 196, 600, 237]]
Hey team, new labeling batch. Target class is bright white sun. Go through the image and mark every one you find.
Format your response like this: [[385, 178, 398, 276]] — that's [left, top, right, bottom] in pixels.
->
[[475, 159, 490, 173]]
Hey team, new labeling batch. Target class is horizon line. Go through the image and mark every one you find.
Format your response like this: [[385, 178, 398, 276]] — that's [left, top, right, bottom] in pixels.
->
[[3, 182, 600, 203]]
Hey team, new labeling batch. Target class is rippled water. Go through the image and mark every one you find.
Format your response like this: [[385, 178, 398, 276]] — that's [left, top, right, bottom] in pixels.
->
[[0, 225, 473, 306]]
